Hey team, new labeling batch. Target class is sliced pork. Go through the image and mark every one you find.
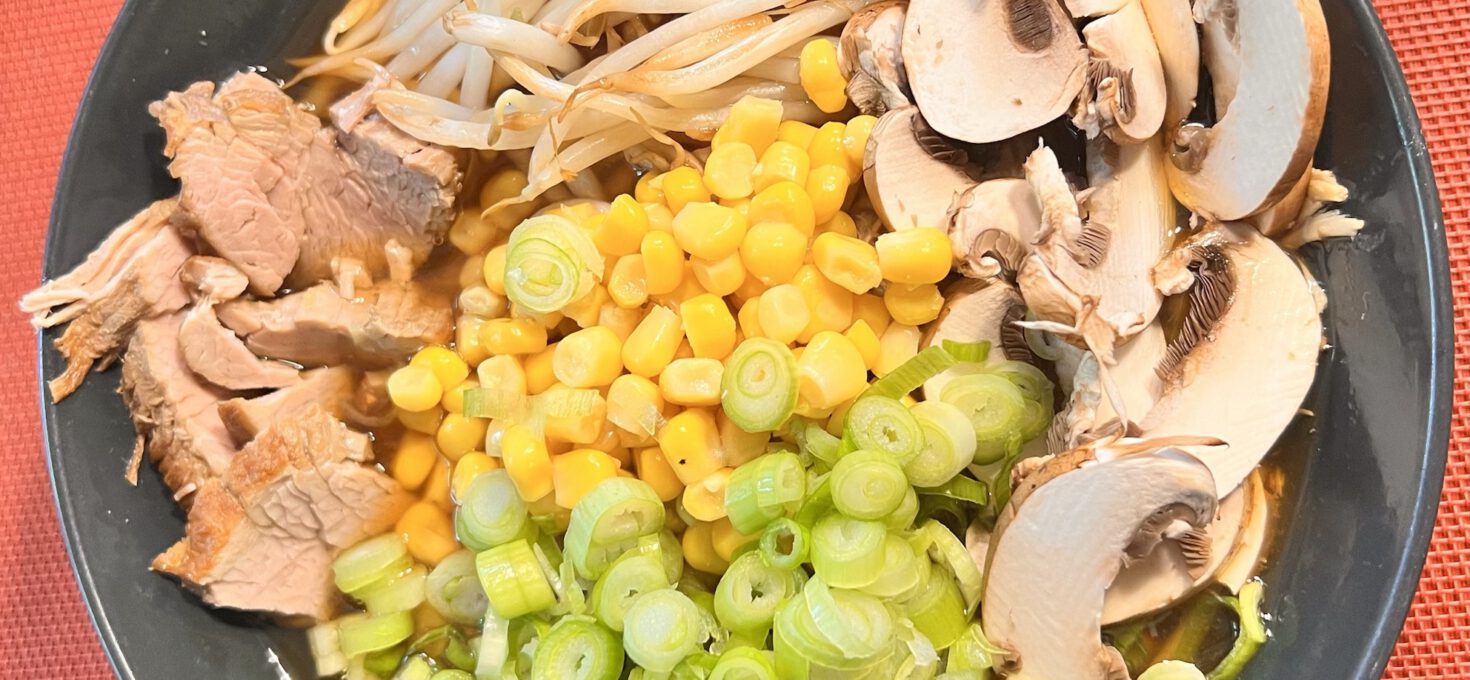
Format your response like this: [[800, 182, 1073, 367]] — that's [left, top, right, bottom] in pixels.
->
[[180, 256, 250, 302], [217, 366, 357, 446], [179, 302, 301, 391]]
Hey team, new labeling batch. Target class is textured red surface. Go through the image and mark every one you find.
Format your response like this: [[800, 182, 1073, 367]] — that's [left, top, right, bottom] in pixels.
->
[[0, 0, 1465, 678]]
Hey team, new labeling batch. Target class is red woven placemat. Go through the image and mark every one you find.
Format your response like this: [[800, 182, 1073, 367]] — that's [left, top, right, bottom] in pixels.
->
[[0, 0, 1465, 678]]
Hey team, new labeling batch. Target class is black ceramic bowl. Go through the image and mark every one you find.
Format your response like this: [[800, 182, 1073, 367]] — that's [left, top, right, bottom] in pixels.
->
[[39, 1, 1452, 678]]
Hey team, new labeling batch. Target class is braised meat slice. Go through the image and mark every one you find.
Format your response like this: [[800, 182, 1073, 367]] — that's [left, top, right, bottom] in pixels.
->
[[217, 366, 358, 447], [179, 301, 301, 391]]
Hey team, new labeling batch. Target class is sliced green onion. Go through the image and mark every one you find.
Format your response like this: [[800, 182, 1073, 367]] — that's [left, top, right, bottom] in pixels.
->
[[842, 396, 924, 464], [393, 655, 434, 680], [947, 622, 1003, 673], [710, 648, 777, 680], [357, 565, 427, 615], [759, 518, 810, 571], [529, 615, 622, 680], [940, 340, 991, 364], [431, 670, 474, 680], [906, 400, 979, 487], [1208, 580, 1267, 680], [589, 552, 670, 632], [623, 589, 711, 673], [553, 556, 588, 616], [1016, 397, 1053, 442], [725, 452, 806, 534], [334, 534, 411, 594], [564, 478, 666, 580], [794, 475, 834, 527], [990, 451, 1022, 515], [916, 474, 991, 506], [403, 627, 475, 670], [339, 611, 415, 658], [903, 571, 967, 650], [987, 360, 1053, 403], [829, 449, 908, 520], [308, 620, 348, 677], [940, 374, 1026, 465], [773, 576, 894, 673], [917, 520, 984, 613], [362, 644, 407, 677], [462, 388, 531, 421], [504, 215, 603, 314], [916, 494, 969, 538], [1144, 661, 1208, 680], [476, 614, 511, 680], [810, 514, 887, 589], [856, 533, 923, 599], [721, 338, 799, 432], [864, 346, 958, 400], [476, 539, 557, 619], [892, 618, 940, 679], [626, 530, 686, 585], [884, 485, 920, 530], [673, 651, 720, 680], [714, 552, 801, 636], [794, 420, 842, 465], [426, 551, 489, 625], [456, 469, 531, 551]]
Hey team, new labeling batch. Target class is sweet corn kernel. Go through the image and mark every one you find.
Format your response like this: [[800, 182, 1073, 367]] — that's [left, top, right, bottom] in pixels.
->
[[635, 446, 684, 502], [777, 120, 819, 149], [826, 396, 857, 437], [792, 264, 854, 341], [553, 326, 624, 388], [456, 316, 490, 367], [717, 410, 770, 467], [749, 182, 816, 238], [528, 492, 573, 533], [391, 432, 439, 491], [660, 358, 725, 407], [451, 452, 499, 503], [680, 294, 737, 359], [651, 260, 709, 307], [876, 323, 922, 377], [562, 285, 609, 329], [739, 221, 807, 286], [757, 284, 810, 345], [852, 293, 892, 337], [812, 232, 881, 294], [397, 501, 459, 566], [793, 397, 835, 421], [751, 142, 810, 194], [449, 208, 497, 255], [719, 196, 751, 217], [606, 374, 665, 439], [388, 365, 443, 413], [543, 386, 609, 445], [597, 304, 643, 342], [702, 143, 757, 200], [799, 39, 848, 113], [501, 424, 554, 501], [424, 457, 452, 509], [682, 467, 733, 522], [661, 166, 710, 215], [441, 377, 479, 414], [644, 202, 674, 233], [682, 520, 730, 574], [524, 344, 558, 395], [411, 346, 470, 392], [844, 115, 878, 170], [657, 408, 724, 485], [710, 517, 761, 562], [481, 168, 537, 230], [481, 318, 548, 355], [877, 228, 953, 284], [672, 202, 747, 262], [437, 413, 490, 462], [796, 331, 868, 410], [593, 194, 649, 257], [636, 172, 666, 204], [730, 272, 769, 308], [640, 231, 686, 295], [844, 320, 882, 372], [623, 305, 685, 378], [552, 449, 622, 509], [481, 245, 508, 295], [674, 339, 696, 360], [475, 356, 527, 397], [692, 253, 747, 297], [460, 285, 507, 320], [884, 283, 944, 325], [737, 297, 764, 339], [606, 256, 648, 310], [712, 96, 782, 157], [806, 165, 852, 225], [817, 211, 859, 238], [399, 405, 445, 434], [808, 122, 852, 176]]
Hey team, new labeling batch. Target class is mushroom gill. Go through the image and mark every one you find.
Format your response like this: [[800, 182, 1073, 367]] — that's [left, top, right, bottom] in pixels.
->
[[947, 178, 1043, 280], [839, 0, 910, 115], [1155, 245, 1234, 382], [1007, 0, 1057, 52], [1069, 0, 1168, 143]]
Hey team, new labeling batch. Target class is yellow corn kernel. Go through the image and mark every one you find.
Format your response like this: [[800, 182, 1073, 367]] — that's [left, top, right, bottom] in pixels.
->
[[751, 141, 810, 194], [593, 194, 649, 257], [441, 377, 479, 414], [808, 122, 852, 176], [528, 491, 573, 533], [474, 358, 526, 404], [656, 408, 724, 485], [806, 165, 852, 225], [876, 323, 922, 377], [623, 305, 685, 378], [552, 449, 622, 509], [844, 319, 882, 372], [710, 517, 761, 562], [674, 339, 696, 361], [796, 331, 868, 410], [563, 285, 610, 329], [682, 467, 733, 522], [737, 297, 764, 339], [597, 304, 643, 342], [449, 207, 497, 256], [640, 231, 686, 296], [717, 410, 770, 467], [844, 114, 878, 170], [636, 171, 666, 204], [852, 293, 892, 337], [651, 260, 709, 307], [543, 386, 609, 445], [397, 501, 459, 566], [481, 245, 508, 296], [712, 96, 783, 157], [607, 374, 665, 439], [793, 397, 835, 421], [692, 253, 747, 298], [777, 120, 819, 149], [553, 326, 624, 388], [673, 202, 747, 261], [644, 202, 675, 233], [451, 452, 499, 502], [817, 211, 859, 238], [799, 39, 848, 114], [523, 344, 558, 395], [423, 456, 453, 509], [660, 358, 725, 407], [730, 272, 769, 309], [824, 396, 856, 437], [501, 424, 554, 501], [749, 181, 816, 238], [702, 142, 757, 200], [388, 365, 443, 413], [792, 264, 854, 341], [739, 221, 807, 287], [884, 282, 944, 325], [391, 431, 439, 491], [480, 318, 548, 355], [877, 228, 953, 284], [757, 284, 810, 345], [399, 404, 445, 434], [607, 254, 649, 308], [682, 520, 730, 574], [464, 253, 490, 289], [436, 413, 490, 462], [680, 294, 737, 359], [481, 168, 537, 230], [719, 196, 751, 217], [461, 285, 508, 320], [635, 446, 684, 502], [812, 232, 881, 295], [456, 316, 490, 367], [661, 166, 711, 215]]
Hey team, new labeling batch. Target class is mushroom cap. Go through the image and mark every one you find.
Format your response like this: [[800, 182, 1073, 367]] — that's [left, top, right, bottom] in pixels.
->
[[983, 449, 1218, 679], [1072, 1, 1168, 143], [920, 280, 1029, 401], [1214, 468, 1273, 592], [1165, 0, 1331, 221], [902, 0, 1087, 144], [839, 0, 911, 115], [1140, 0, 1200, 128], [947, 178, 1043, 280], [863, 106, 978, 231]]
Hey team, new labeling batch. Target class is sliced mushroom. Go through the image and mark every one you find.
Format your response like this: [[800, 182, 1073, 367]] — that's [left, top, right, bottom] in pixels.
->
[[983, 449, 1218, 679], [1140, 0, 1200, 128], [947, 178, 1042, 280], [1070, 1, 1168, 143], [1165, 0, 1331, 221], [921, 280, 1033, 403], [1214, 469, 1272, 592], [863, 106, 979, 231], [902, 0, 1087, 144], [839, 0, 910, 116], [1141, 222, 1321, 497]]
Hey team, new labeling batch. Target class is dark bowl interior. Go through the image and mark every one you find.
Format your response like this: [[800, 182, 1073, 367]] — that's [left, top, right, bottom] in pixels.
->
[[39, 1, 1452, 678]]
